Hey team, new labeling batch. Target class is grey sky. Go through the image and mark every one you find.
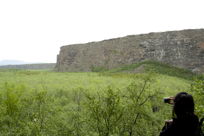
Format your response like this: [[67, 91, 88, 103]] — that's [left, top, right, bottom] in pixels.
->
[[0, 0, 203, 63]]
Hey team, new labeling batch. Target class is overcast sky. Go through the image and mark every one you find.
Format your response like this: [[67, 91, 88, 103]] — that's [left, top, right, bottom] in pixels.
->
[[0, 0, 203, 63]]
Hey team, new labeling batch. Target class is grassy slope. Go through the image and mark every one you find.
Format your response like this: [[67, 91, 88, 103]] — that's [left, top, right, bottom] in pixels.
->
[[106, 61, 196, 80]]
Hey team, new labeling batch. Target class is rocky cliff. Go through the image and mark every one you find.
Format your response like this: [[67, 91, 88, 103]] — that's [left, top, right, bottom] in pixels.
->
[[56, 29, 204, 73]]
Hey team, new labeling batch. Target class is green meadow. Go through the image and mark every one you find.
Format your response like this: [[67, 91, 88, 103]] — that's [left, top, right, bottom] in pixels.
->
[[0, 63, 203, 136]]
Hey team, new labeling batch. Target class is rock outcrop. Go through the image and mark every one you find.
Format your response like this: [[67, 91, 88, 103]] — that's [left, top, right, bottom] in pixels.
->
[[56, 29, 204, 73]]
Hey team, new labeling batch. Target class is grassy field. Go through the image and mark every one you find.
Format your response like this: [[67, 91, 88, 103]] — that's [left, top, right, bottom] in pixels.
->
[[0, 69, 191, 95], [0, 66, 201, 136]]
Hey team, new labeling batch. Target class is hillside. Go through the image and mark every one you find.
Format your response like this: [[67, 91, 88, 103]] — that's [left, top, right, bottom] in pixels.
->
[[56, 29, 204, 73], [0, 63, 56, 70], [103, 61, 196, 80]]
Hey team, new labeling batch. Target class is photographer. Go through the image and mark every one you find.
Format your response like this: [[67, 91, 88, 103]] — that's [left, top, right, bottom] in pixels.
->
[[160, 92, 200, 136]]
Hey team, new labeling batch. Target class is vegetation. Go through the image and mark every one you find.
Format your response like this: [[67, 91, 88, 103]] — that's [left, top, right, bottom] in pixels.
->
[[191, 76, 204, 117], [106, 61, 196, 80], [190, 75, 204, 132], [0, 67, 203, 135]]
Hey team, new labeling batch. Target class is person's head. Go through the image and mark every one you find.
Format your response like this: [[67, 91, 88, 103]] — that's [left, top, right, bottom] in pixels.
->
[[173, 92, 195, 118]]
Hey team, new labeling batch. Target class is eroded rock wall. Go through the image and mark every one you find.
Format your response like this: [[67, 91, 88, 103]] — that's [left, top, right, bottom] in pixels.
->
[[56, 29, 204, 73]]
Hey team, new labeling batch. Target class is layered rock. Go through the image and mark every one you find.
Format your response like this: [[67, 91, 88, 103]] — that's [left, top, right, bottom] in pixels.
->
[[56, 29, 204, 73]]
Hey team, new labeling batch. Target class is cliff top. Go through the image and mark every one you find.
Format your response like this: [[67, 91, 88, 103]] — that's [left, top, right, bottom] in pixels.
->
[[61, 28, 204, 49]]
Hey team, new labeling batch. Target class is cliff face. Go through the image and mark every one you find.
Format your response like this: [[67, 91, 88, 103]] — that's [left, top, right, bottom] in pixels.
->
[[56, 29, 204, 73]]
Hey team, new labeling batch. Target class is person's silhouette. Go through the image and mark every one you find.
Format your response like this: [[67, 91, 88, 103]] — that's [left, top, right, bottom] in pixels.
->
[[160, 92, 200, 136]]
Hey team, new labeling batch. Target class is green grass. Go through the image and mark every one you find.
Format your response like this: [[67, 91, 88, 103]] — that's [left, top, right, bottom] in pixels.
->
[[0, 69, 191, 97], [106, 60, 196, 80], [0, 64, 195, 106], [0, 68, 197, 135]]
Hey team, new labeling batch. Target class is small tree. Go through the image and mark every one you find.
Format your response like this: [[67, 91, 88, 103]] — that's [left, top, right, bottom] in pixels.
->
[[85, 87, 124, 136]]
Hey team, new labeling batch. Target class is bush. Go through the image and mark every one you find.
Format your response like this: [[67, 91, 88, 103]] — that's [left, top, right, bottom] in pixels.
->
[[84, 73, 163, 136]]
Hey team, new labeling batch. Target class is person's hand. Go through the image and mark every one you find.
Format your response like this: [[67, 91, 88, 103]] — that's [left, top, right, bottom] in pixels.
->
[[168, 97, 175, 105], [165, 119, 173, 127], [164, 96, 174, 104]]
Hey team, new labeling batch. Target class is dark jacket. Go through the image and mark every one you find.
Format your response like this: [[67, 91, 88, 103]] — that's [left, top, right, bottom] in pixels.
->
[[160, 114, 200, 136]]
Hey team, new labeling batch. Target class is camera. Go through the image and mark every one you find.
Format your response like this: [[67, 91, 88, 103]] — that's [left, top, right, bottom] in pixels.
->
[[163, 97, 174, 104]]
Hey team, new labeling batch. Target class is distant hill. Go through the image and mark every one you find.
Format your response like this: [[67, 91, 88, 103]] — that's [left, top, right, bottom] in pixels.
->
[[0, 63, 56, 70], [0, 60, 28, 66]]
